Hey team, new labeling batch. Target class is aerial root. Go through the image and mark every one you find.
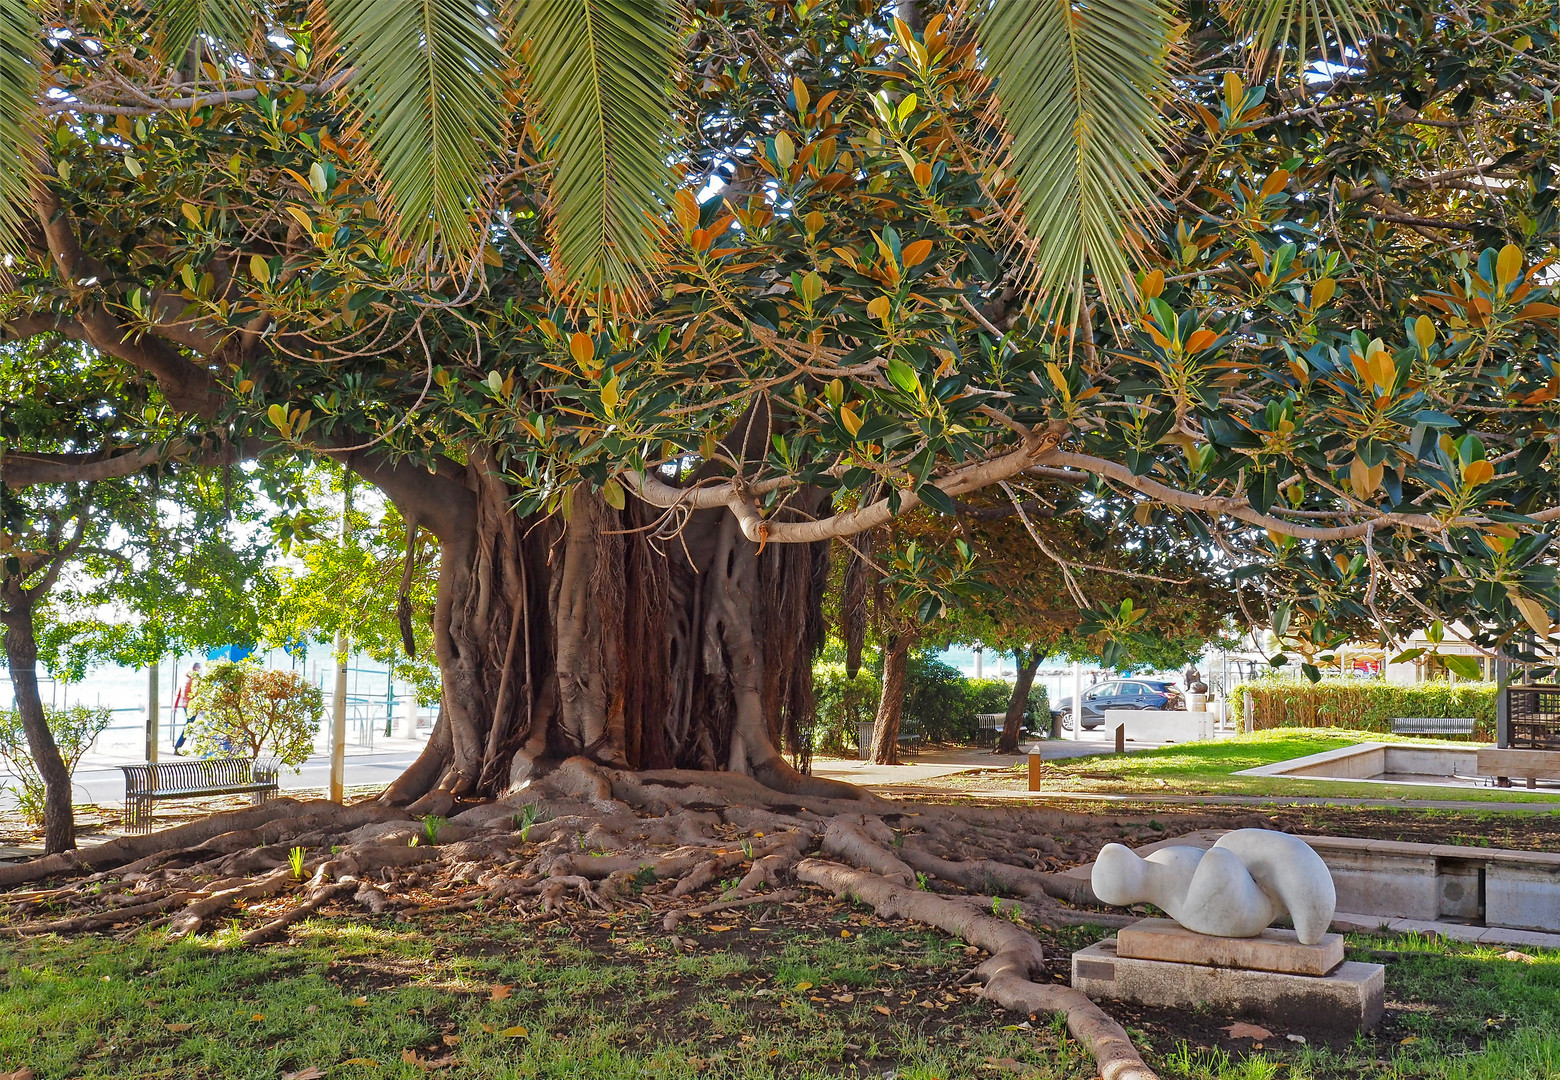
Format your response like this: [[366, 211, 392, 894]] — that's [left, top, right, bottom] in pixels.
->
[[795, 859, 1158, 1080], [0, 773, 1208, 1079], [239, 879, 360, 945]]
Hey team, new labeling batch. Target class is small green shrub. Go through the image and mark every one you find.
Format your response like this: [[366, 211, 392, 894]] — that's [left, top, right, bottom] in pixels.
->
[[903, 652, 973, 742], [812, 654, 1054, 751], [0, 704, 111, 823], [812, 661, 880, 754], [1235, 677, 1496, 740]]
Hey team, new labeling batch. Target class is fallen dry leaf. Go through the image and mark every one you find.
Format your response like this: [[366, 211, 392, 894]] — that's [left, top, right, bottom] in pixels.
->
[[498, 1025, 529, 1038], [1500, 950, 1536, 963], [282, 1068, 325, 1080], [794, 981, 813, 991], [441, 1035, 462, 1046], [0, 1069, 36, 1080], [339, 1058, 378, 1067], [349, 996, 369, 1007], [489, 985, 512, 1001], [1224, 1022, 1272, 1040], [873, 1005, 892, 1016], [983, 1056, 1031, 1073], [251, 1014, 266, 1022], [707, 925, 733, 932], [164, 1023, 194, 1033]]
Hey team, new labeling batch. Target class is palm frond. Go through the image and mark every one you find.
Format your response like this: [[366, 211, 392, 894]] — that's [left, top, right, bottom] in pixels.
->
[[148, 0, 256, 58], [320, 0, 509, 264], [977, 0, 1173, 313], [0, 0, 41, 261], [509, 0, 678, 305], [1222, 0, 1382, 76]]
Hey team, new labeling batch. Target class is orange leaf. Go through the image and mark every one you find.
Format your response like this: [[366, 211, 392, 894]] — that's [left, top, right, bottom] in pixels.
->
[[1259, 170, 1289, 198], [1463, 459, 1495, 486], [1225, 1022, 1272, 1040], [1185, 328, 1218, 354], [901, 238, 933, 267], [489, 985, 512, 1001]]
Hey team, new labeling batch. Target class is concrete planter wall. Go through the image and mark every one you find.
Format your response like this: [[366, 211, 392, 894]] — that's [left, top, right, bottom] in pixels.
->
[[1102, 709, 1215, 743]]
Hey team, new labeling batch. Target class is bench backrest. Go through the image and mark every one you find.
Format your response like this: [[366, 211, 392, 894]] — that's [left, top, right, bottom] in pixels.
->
[[1390, 716, 1476, 735], [121, 757, 259, 794]]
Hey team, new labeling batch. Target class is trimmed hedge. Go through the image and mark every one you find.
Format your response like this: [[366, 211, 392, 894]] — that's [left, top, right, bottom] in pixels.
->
[[1235, 678, 1497, 741]]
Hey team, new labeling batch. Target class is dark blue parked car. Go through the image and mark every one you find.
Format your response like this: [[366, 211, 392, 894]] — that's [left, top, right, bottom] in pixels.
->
[[1052, 678, 1185, 731]]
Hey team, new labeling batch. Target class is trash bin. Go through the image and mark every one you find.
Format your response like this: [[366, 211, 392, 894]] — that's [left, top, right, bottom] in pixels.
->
[[856, 721, 876, 760]]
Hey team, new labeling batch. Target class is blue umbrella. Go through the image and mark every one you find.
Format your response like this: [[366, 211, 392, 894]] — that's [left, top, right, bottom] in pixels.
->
[[206, 644, 254, 663]]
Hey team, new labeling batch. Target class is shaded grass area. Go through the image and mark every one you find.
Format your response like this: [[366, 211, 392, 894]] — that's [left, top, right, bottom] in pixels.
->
[[0, 899, 1096, 1080], [3, 894, 1560, 1079], [1002, 729, 1560, 803], [1158, 931, 1560, 1079]]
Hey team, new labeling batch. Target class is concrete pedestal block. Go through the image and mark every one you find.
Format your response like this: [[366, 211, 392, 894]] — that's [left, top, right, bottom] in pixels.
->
[[1116, 918, 1344, 976], [1072, 939, 1385, 1031]]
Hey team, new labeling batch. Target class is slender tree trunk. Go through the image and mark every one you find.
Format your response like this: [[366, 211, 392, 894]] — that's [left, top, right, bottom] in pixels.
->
[[0, 600, 76, 853], [870, 631, 914, 766], [998, 647, 1044, 754]]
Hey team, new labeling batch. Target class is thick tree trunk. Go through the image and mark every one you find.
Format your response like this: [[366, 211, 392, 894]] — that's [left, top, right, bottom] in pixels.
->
[[869, 631, 913, 766], [0, 600, 76, 853], [365, 449, 848, 808], [998, 647, 1044, 754]]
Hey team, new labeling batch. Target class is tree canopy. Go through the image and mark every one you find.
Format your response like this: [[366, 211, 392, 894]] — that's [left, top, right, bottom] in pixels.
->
[[1, 3, 1557, 809]]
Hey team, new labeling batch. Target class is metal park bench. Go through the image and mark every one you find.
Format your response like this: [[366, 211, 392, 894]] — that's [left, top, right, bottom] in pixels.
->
[[119, 758, 280, 830], [1390, 716, 1476, 737], [976, 712, 1006, 747]]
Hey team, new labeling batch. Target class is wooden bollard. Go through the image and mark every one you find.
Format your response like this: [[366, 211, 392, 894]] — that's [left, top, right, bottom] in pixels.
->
[[1026, 742, 1043, 791], [1115, 723, 1125, 754]]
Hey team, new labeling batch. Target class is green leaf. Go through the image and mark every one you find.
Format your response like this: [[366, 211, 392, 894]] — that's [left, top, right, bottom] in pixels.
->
[[321, 0, 509, 263], [601, 478, 626, 511], [916, 483, 956, 516], [977, 0, 1172, 313], [1441, 654, 1483, 681], [885, 356, 920, 396], [510, 0, 679, 303], [0, 0, 42, 260], [147, 0, 254, 56]]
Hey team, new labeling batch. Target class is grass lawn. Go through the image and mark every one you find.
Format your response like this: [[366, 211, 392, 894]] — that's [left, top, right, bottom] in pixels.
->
[[0, 901, 1092, 1080], [4, 894, 1560, 1079], [1005, 729, 1560, 804]]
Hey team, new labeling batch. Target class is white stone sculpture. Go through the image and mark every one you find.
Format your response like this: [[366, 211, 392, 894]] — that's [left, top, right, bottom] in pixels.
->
[[1091, 828, 1337, 944]]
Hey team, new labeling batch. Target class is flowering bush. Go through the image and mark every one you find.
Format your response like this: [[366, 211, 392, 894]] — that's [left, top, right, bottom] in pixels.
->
[[188, 662, 322, 769]]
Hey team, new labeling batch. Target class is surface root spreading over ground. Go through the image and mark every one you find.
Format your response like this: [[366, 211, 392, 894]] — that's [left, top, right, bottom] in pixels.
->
[[0, 760, 1257, 1080]]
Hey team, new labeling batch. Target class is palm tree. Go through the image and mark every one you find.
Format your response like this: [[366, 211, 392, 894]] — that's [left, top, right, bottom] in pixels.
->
[[1, 0, 1372, 305]]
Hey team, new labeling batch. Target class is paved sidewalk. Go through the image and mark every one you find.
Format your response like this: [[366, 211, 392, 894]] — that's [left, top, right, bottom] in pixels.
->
[[811, 729, 1197, 787], [879, 786, 1560, 814]]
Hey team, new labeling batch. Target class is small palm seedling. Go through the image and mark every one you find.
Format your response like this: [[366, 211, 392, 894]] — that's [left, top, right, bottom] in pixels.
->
[[420, 814, 448, 847], [515, 803, 544, 842], [288, 846, 306, 880]]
